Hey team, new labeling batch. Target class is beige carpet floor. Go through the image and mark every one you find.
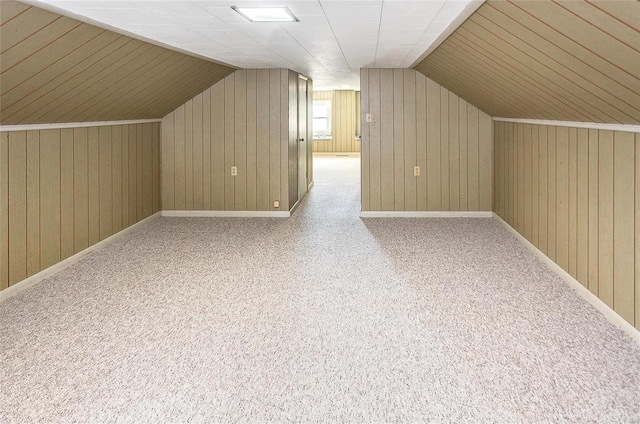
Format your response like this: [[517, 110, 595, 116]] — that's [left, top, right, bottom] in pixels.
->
[[2, 155, 639, 423]]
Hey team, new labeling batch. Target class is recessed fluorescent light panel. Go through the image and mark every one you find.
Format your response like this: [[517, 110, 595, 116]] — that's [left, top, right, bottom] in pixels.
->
[[231, 6, 298, 22]]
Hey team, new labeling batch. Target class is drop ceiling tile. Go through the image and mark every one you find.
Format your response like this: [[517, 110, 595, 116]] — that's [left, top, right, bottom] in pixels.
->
[[33, 0, 477, 90]]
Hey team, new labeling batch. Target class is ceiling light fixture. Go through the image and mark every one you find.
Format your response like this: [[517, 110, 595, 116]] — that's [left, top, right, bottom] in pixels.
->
[[231, 6, 298, 22]]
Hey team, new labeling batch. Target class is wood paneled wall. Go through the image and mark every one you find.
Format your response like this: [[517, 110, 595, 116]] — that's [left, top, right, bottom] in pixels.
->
[[493, 121, 639, 329], [312, 90, 360, 152], [161, 69, 293, 212], [0, 123, 160, 290], [356, 91, 361, 137], [0, 1, 235, 125], [360, 68, 492, 212], [414, 0, 640, 124]]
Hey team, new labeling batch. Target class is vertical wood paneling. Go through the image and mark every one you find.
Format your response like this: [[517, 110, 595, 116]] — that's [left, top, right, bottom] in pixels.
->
[[613, 131, 635, 324], [588, 129, 599, 295], [202, 88, 212, 209], [467, 106, 479, 211], [493, 121, 639, 328], [161, 69, 296, 212], [415, 73, 427, 211], [440, 88, 450, 211], [0, 133, 8, 289], [26, 131, 40, 277], [576, 129, 589, 285], [143, 124, 153, 218], [449, 92, 460, 210], [393, 70, 405, 211], [568, 128, 578, 278], [152, 123, 160, 213], [1, 123, 159, 290], [361, 70, 370, 211], [192, 93, 204, 210], [598, 131, 614, 308], [361, 69, 492, 212], [39, 130, 61, 269], [426, 78, 442, 210], [256, 70, 270, 211], [369, 70, 381, 211], [121, 127, 130, 226], [60, 129, 74, 260], [556, 127, 569, 271], [127, 126, 137, 226], [224, 73, 236, 210], [380, 69, 394, 211], [523, 125, 532, 241], [246, 72, 257, 210], [538, 126, 548, 254], [98, 126, 112, 241], [136, 125, 144, 220], [269, 69, 281, 209], [8, 132, 27, 284], [459, 101, 468, 211], [111, 127, 123, 234], [174, 105, 186, 210], [531, 125, 539, 246], [404, 70, 417, 211], [547, 127, 557, 260], [161, 113, 175, 210], [636, 133, 640, 330], [235, 71, 247, 211], [74, 128, 89, 252], [211, 81, 225, 210]]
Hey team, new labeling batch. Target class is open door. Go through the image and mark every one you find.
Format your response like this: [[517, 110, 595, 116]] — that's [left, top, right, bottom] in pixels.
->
[[298, 75, 308, 201]]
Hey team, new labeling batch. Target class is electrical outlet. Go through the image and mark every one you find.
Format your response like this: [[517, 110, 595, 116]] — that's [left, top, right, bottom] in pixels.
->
[[414, 166, 420, 176], [365, 113, 373, 123], [273, 200, 280, 208], [231, 166, 237, 176]]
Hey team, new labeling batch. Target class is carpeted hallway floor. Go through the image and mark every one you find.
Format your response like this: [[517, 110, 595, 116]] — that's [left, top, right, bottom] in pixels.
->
[[2, 154, 639, 423]]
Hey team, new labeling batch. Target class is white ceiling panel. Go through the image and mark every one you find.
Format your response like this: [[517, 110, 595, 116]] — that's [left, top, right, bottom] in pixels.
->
[[26, 0, 483, 90]]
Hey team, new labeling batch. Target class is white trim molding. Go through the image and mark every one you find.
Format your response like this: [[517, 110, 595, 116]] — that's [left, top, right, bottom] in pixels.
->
[[493, 213, 640, 344], [360, 211, 493, 218], [0, 119, 162, 133], [162, 210, 291, 218], [492, 117, 640, 133], [0, 212, 161, 302]]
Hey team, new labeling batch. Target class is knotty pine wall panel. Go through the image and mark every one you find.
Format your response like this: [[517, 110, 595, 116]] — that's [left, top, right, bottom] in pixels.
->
[[360, 68, 492, 212], [0, 123, 160, 290], [493, 121, 639, 329]]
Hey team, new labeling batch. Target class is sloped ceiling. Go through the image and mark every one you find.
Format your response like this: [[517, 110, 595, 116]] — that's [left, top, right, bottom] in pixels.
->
[[414, 0, 640, 124], [0, 1, 236, 125]]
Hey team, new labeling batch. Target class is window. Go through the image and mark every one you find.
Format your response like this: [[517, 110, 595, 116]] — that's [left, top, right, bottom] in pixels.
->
[[313, 100, 331, 136]]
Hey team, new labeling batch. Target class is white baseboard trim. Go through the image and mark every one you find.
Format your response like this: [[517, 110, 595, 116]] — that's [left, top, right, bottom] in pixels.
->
[[493, 213, 640, 344], [308, 180, 315, 190], [0, 212, 161, 302], [289, 200, 300, 214], [161, 210, 291, 218], [360, 211, 493, 218]]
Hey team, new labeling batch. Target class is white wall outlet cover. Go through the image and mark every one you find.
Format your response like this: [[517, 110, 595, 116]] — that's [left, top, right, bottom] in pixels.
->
[[231, 166, 237, 176], [273, 201, 280, 208]]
